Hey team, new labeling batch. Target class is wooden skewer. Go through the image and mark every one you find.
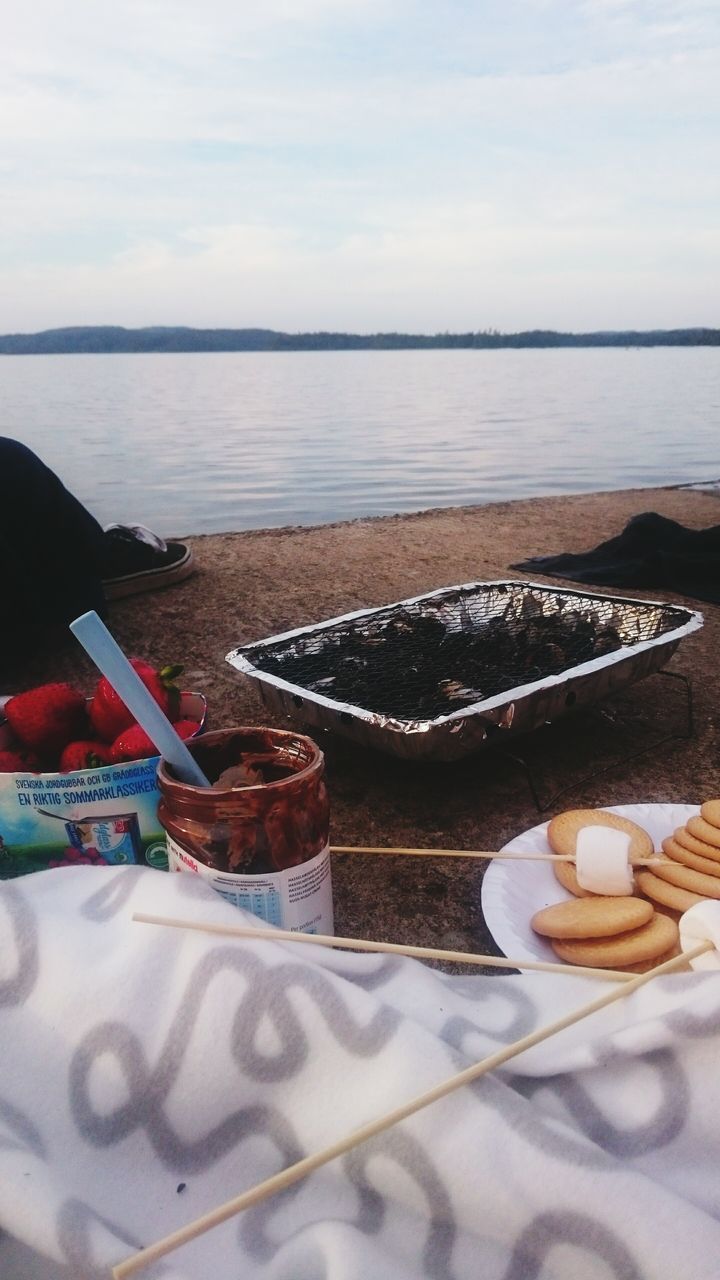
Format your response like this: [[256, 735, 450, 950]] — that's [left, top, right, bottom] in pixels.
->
[[111, 940, 711, 1279], [131, 912, 635, 982], [331, 844, 666, 866]]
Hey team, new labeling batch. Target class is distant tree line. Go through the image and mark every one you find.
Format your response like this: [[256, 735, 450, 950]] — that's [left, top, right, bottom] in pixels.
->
[[0, 324, 718, 354]]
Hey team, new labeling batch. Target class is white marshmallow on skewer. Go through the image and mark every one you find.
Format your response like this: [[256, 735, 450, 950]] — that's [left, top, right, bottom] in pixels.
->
[[679, 901, 720, 971], [574, 826, 634, 896]]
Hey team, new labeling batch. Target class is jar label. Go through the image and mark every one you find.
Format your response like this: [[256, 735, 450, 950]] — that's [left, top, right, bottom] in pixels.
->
[[166, 836, 334, 935]]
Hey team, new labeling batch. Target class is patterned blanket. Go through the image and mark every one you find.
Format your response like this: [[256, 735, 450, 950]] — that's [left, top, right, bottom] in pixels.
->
[[1, 866, 720, 1280]]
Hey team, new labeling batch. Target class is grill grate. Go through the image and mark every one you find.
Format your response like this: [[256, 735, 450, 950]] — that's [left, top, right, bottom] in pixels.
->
[[248, 583, 689, 722]]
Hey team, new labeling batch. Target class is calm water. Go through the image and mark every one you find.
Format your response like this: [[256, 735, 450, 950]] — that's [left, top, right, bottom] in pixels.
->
[[2, 348, 718, 536]]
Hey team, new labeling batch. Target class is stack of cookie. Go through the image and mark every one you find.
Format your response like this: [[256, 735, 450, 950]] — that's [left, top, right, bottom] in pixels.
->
[[531, 897, 680, 972], [638, 800, 720, 914], [535, 805, 690, 971]]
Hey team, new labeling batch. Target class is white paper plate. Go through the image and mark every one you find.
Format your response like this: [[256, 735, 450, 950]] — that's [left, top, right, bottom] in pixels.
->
[[481, 803, 700, 964]]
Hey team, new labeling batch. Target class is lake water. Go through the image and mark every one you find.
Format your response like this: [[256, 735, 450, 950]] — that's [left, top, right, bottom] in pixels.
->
[[2, 348, 718, 536]]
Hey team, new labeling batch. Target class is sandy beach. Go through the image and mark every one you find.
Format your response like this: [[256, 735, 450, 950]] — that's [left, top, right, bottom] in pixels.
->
[[10, 483, 719, 963]]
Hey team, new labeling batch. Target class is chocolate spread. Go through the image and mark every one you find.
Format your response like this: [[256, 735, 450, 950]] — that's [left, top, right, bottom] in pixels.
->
[[157, 728, 329, 875]]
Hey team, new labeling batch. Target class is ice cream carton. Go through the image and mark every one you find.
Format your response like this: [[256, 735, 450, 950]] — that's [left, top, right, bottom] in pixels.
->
[[0, 693, 206, 878]]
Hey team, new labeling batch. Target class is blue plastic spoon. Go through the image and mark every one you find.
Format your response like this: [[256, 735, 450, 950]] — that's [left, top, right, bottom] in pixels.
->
[[70, 610, 210, 788]]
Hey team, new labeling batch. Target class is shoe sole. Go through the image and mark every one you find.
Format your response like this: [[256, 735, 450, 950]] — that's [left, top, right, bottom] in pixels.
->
[[102, 547, 195, 601]]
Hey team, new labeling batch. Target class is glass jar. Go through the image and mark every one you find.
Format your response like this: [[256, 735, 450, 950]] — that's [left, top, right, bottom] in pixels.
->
[[157, 727, 332, 934]]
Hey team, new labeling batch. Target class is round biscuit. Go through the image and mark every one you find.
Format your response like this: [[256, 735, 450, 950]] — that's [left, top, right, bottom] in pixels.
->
[[531, 896, 652, 940], [686, 816, 720, 851], [553, 858, 593, 898], [620, 944, 686, 974], [648, 901, 682, 923], [550, 913, 679, 968], [700, 799, 720, 829], [673, 826, 720, 863], [651, 861, 720, 899], [661, 836, 720, 877], [635, 869, 705, 913], [547, 809, 653, 860]]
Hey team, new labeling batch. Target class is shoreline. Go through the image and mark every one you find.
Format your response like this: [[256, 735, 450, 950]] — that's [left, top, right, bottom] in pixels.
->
[[176, 479, 720, 543], [9, 483, 720, 958], [3, 326, 719, 355]]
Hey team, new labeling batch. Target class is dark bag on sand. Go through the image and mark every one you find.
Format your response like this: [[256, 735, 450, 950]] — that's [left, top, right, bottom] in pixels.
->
[[512, 512, 720, 605]]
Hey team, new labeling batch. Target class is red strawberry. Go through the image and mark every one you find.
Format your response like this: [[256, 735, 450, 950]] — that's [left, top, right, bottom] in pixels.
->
[[0, 747, 42, 772], [89, 660, 183, 742], [59, 740, 113, 772], [109, 718, 199, 764], [5, 683, 87, 754], [172, 719, 201, 742]]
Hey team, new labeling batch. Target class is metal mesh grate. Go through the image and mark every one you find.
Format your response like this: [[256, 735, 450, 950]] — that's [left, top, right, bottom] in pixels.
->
[[246, 583, 690, 722]]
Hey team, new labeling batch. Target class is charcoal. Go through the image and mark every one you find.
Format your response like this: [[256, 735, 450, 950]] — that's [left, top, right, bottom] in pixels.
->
[[252, 584, 683, 722]]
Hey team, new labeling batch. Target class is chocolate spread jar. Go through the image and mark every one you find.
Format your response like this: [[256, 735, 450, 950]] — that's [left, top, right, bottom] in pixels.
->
[[157, 727, 332, 934]]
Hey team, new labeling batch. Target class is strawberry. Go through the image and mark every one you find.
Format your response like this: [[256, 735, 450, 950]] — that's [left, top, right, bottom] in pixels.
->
[[172, 719, 201, 742], [89, 660, 183, 742], [5, 683, 87, 754], [109, 718, 199, 764], [0, 747, 42, 772], [59, 740, 113, 773]]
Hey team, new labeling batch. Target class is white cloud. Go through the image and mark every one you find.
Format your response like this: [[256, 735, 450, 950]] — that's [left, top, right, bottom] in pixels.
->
[[0, 0, 718, 329], [2, 209, 717, 333]]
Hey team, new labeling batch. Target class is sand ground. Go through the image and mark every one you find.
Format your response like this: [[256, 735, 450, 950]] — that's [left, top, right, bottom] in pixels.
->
[[10, 485, 720, 965]]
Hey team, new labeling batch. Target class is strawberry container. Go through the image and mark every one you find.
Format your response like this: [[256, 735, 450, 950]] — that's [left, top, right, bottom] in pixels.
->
[[0, 692, 206, 879]]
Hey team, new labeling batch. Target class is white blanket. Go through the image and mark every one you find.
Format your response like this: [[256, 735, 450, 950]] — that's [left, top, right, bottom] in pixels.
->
[[1, 866, 720, 1280]]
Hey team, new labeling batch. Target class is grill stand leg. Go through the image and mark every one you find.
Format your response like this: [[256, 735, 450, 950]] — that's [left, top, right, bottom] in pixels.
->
[[495, 669, 694, 814]]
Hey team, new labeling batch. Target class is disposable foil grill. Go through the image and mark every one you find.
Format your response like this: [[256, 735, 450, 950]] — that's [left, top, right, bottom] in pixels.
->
[[227, 581, 703, 761]]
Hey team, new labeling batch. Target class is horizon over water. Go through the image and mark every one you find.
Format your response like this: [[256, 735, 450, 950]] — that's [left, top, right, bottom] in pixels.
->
[[3, 347, 718, 537]]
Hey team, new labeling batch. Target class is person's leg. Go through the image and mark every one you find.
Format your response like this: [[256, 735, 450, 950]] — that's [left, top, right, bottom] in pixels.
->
[[1, 438, 195, 667], [0, 438, 106, 649]]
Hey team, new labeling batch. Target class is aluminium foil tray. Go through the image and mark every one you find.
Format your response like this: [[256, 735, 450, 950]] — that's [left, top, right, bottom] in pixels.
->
[[226, 581, 703, 761]]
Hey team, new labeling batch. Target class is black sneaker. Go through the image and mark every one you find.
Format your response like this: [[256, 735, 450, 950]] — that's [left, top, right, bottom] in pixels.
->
[[101, 524, 195, 600]]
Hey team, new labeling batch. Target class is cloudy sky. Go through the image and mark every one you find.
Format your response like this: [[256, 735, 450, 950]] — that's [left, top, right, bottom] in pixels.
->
[[2, 0, 718, 333]]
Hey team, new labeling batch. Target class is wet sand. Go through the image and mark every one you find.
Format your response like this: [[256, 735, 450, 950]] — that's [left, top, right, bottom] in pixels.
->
[[12, 485, 720, 964]]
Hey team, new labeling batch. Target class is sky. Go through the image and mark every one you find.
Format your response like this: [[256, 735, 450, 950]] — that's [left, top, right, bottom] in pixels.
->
[[1, 0, 719, 333]]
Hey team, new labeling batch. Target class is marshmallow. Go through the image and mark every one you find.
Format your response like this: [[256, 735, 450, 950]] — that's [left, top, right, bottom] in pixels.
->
[[679, 901, 720, 971], [575, 826, 634, 896]]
